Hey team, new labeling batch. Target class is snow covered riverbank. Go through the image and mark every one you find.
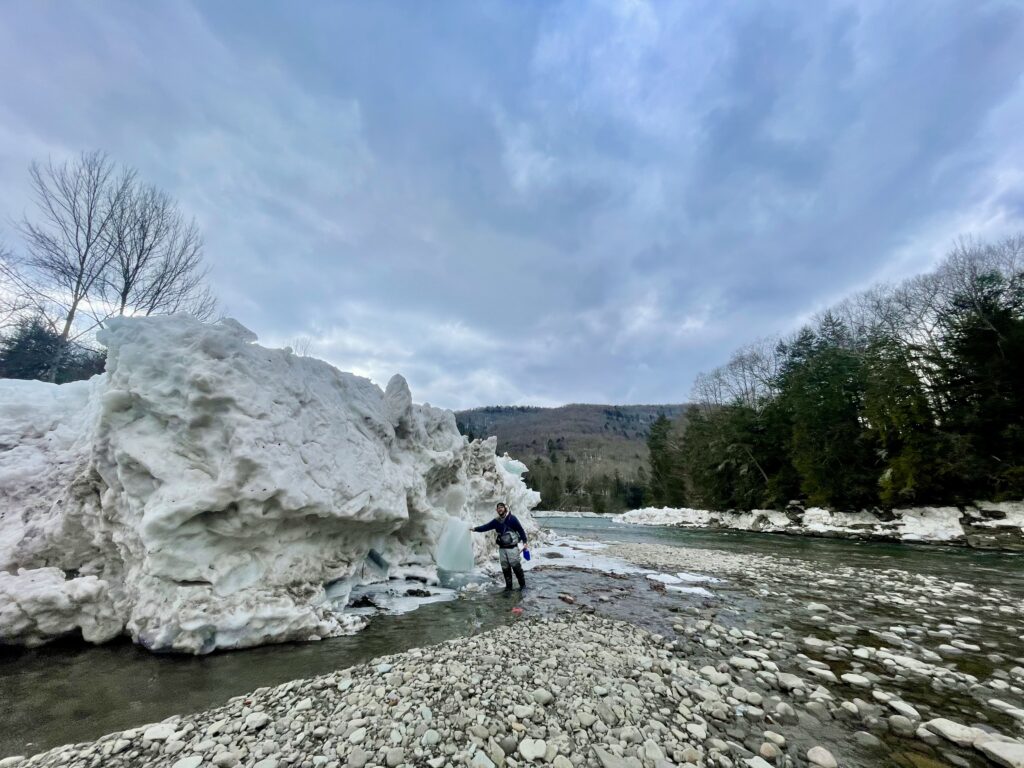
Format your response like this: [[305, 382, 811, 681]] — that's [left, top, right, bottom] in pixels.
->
[[615, 503, 1024, 550], [0, 315, 539, 653]]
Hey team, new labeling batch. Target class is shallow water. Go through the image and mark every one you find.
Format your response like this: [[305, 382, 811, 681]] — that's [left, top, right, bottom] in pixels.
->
[[0, 565, 693, 757], [2, 518, 1022, 762], [540, 515, 1024, 591]]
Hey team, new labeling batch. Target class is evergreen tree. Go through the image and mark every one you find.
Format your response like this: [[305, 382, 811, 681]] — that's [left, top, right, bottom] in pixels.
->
[[925, 270, 1024, 498], [0, 315, 105, 383]]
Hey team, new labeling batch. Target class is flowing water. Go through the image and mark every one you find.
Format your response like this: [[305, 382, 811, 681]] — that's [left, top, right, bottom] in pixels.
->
[[2, 516, 1022, 763]]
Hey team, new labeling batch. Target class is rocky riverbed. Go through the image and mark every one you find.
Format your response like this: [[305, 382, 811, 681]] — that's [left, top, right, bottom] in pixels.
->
[[3, 532, 1024, 768]]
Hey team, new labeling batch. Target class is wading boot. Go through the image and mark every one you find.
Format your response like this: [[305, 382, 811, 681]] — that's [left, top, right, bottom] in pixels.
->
[[513, 564, 526, 589], [501, 566, 514, 591]]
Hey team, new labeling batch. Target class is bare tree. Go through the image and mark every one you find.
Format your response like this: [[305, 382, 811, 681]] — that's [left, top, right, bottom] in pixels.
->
[[1, 151, 133, 380], [100, 183, 215, 321], [290, 336, 314, 356], [1, 150, 217, 381], [0, 243, 33, 332]]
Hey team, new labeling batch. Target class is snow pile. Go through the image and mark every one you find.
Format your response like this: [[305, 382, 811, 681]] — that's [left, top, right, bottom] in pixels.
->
[[615, 504, 1024, 548], [0, 315, 539, 653]]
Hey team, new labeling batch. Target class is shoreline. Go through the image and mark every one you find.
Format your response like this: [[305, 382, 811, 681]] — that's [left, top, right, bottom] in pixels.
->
[[4, 537, 1024, 768], [539, 503, 1024, 552]]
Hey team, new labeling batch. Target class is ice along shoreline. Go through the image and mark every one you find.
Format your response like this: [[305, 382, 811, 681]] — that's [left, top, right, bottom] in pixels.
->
[[540, 502, 1024, 551]]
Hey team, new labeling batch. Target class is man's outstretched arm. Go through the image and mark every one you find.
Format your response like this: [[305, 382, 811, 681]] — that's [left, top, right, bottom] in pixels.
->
[[473, 519, 498, 533]]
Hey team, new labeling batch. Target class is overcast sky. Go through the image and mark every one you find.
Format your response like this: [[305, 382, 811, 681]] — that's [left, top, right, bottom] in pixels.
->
[[2, 1, 1023, 409]]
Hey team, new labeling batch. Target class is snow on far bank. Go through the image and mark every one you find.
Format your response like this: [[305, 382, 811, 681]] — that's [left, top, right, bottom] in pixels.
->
[[0, 315, 540, 653], [615, 504, 1024, 549], [533, 510, 605, 518]]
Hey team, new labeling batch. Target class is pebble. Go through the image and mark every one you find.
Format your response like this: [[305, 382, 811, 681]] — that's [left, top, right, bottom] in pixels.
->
[[532, 688, 554, 706], [518, 737, 547, 762]]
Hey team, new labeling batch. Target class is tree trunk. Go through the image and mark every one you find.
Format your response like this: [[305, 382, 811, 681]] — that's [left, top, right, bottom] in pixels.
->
[[45, 306, 77, 383]]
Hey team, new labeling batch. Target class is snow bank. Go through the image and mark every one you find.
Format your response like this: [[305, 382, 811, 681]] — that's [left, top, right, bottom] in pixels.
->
[[0, 315, 539, 653], [615, 504, 1024, 549], [532, 510, 605, 518]]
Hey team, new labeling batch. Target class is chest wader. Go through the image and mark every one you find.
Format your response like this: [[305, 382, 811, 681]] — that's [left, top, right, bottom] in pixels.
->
[[497, 530, 526, 590]]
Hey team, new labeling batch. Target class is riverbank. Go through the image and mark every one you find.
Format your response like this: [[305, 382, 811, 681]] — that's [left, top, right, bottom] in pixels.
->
[[4, 531, 1024, 768], [615, 503, 1024, 551]]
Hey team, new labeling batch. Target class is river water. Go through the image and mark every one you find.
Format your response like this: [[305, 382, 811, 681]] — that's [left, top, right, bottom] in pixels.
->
[[2, 517, 1022, 763]]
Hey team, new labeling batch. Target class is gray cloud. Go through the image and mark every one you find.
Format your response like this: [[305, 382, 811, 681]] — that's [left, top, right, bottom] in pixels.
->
[[2, 0, 1022, 409]]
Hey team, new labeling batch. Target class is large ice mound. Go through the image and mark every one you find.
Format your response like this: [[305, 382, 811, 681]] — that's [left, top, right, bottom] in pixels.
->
[[0, 315, 539, 653]]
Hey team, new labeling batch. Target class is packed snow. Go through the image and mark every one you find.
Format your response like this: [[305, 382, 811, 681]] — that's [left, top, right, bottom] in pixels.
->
[[0, 315, 539, 653], [615, 504, 1024, 548]]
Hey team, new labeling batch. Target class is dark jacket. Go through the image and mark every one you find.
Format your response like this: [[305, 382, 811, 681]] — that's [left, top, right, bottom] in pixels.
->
[[473, 514, 528, 548]]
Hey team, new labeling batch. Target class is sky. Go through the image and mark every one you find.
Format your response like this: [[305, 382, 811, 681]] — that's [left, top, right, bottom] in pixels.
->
[[1, 1, 1023, 410]]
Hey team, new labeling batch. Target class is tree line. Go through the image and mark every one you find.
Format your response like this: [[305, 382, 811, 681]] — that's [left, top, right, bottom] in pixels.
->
[[1, 151, 215, 383], [647, 236, 1024, 511], [523, 452, 647, 513]]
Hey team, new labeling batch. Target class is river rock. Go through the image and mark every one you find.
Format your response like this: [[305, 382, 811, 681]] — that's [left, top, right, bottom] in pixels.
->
[[807, 746, 838, 767], [532, 688, 554, 706], [925, 718, 983, 746], [977, 739, 1024, 768], [518, 738, 547, 762]]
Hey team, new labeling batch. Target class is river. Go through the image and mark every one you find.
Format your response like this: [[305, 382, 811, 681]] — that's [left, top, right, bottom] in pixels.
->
[[2, 516, 1022, 766]]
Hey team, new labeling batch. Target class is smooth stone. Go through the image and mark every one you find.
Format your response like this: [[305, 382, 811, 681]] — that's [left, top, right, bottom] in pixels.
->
[[758, 743, 780, 760], [143, 724, 176, 742], [172, 758, 203, 768], [777, 673, 805, 691], [386, 748, 405, 767], [925, 718, 983, 747], [841, 673, 871, 688], [977, 739, 1024, 768], [807, 746, 838, 768], [853, 731, 883, 748], [421, 728, 440, 746], [245, 713, 271, 731], [889, 715, 915, 736]]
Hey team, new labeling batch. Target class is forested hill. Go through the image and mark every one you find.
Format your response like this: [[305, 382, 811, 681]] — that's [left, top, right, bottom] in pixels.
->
[[455, 404, 686, 511]]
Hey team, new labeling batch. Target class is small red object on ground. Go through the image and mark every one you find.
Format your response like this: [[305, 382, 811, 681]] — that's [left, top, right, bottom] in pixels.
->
[[511, 607, 524, 615]]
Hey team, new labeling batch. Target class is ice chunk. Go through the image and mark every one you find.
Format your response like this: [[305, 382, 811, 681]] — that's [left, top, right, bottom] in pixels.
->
[[0, 314, 541, 653], [435, 516, 475, 572]]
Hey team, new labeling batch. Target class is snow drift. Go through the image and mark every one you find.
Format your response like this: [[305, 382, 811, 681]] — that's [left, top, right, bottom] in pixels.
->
[[0, 315, 539, 653], [615, 504, 1024, 549]]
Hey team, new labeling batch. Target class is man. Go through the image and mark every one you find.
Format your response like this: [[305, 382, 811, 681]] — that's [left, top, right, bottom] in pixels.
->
[[472, 502, 528, 591]]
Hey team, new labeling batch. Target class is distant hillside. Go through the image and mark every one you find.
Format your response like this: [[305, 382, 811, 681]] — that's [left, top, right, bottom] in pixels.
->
[[455, 404, 687, 512]]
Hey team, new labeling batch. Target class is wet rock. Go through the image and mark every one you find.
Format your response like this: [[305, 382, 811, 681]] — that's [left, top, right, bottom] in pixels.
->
[[806, 745, 838, 767], [924, 718, 983, 747], [977, 739, 1024, 768]]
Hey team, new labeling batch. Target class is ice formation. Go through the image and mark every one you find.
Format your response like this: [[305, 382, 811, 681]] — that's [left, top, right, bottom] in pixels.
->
[[435, 516, 475, 572], [0, 315, 539, 653]]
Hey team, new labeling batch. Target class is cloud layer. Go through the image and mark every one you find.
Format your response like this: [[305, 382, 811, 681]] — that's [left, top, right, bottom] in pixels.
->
[[2, 0, 1022, 408]]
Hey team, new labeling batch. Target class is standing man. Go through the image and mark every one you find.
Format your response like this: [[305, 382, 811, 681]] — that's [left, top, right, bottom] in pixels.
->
[[473, 502, 528, 591]]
